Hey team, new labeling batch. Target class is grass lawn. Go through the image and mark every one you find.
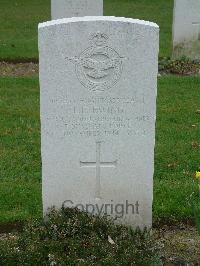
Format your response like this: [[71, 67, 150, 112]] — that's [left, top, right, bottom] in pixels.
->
[[0, 77, 41, 222], [0, 0, 173, 61], [0, 76, 199, 223], [154, 76, 200, 221]]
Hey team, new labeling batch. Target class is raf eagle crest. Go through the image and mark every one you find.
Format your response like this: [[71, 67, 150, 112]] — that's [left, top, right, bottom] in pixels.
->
[[67, 32, 123, 91]]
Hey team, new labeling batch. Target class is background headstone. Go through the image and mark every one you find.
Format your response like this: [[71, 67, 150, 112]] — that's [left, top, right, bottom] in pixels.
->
[[173, 0, 200, 59], [39, 17, 159, 228], [51, 0, 103, 20]]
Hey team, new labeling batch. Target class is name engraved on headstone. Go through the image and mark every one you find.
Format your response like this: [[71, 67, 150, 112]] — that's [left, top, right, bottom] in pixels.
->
[[44, 95, 149, 138]]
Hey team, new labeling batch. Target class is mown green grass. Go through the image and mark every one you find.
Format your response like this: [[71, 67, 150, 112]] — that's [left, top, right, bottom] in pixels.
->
[[154, 76, 200, 221], [0, 0, 173, 60], [0, 76, 199, 222], [0, 77, 41, 221], [0, 0, 50, 61]]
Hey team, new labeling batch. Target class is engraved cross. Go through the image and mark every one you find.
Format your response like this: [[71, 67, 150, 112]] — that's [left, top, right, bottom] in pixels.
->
[[80, 142, 117, 199], [192, 21, 200, 40]]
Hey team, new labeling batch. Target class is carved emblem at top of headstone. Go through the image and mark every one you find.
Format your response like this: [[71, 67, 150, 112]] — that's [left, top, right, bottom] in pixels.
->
[[68, 32, 123, 91]]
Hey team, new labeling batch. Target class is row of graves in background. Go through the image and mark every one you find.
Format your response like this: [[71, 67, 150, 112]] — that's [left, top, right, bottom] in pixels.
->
[[173, 0, 200, 60], [51, 0, 200, 60], [38, 0, 199, 229], [51, 0, 103, 19]]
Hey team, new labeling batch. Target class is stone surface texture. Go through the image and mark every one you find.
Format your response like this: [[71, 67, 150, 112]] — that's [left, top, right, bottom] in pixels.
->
[[51, 0, 103, 19], [39, 17, 159, 228], [173, 0, 200, 59]]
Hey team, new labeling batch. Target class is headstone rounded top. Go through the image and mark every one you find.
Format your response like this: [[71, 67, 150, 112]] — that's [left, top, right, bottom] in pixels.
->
[[38, 16, 159, 30]]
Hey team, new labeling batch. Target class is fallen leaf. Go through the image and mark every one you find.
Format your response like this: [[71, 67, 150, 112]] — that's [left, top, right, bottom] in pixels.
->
[[191, 141, 200, 148], [108, 235, 115, 245], [167, 162, 177, 168]]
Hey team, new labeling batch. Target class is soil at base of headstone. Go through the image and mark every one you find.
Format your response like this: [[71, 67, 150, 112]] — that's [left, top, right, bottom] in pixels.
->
[[0, 61, 199, 77], [155, 226, 200, 265], [0, 225, 200, 265], [159, 58, 200, 76], [0, 62, 38, 77]]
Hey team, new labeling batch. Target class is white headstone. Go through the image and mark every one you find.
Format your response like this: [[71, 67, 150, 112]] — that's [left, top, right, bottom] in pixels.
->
[[39, 17, 159, 229], [51, 0, 103, 20], [173, 0, 200, 59]]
